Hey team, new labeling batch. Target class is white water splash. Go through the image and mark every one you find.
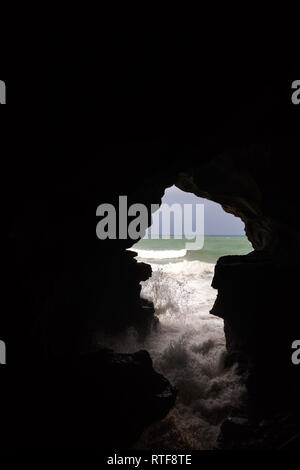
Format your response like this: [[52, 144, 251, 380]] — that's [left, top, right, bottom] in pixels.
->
[[133, 260, 246, 450], [128, 248, 187, 260], [97, 258, 246, 450]]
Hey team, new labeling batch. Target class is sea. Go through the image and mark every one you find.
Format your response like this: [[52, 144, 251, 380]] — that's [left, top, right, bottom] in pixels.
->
[[99, 236, 252, 450]]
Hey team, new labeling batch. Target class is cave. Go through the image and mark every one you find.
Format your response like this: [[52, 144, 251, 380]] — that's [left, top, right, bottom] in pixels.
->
[[3, 143, 300, 450], [115, 187, 252, 450], [2, 60, 300, 452]]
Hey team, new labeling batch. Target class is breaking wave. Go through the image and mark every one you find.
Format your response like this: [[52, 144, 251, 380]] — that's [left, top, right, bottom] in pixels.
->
[[133, 260, 246, 450], [97, 257, 246, 450], [128, 248, 187, 260]]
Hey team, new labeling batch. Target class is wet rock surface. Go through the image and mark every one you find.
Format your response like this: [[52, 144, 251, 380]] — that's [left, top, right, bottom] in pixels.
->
[[218, 412, 300, 450], [210, 252, 300, 449]]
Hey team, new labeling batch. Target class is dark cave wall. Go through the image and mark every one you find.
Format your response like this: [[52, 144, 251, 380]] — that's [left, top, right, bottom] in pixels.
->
[[2, 139, 183, 448], [5, 139, 300, 373], [176, 146, 300, 412], [5, 140, 178, 361], [2, 38, 300, 448], [176, 143, 300, 255], [3, 122, 300, 448]]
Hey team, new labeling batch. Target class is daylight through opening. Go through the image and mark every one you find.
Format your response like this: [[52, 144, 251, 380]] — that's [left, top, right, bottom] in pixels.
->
[[128, 185, 252, 450]]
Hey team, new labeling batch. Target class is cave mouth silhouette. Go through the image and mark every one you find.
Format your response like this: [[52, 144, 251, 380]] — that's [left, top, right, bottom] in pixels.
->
[[118, 187, 252, 450]]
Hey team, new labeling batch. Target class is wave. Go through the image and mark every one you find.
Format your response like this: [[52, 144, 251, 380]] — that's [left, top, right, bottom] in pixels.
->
[[129, 248, 187, 260], [98, 255, 245, 450], [153, 259, 214, 277], [134, 259, 245, 449]]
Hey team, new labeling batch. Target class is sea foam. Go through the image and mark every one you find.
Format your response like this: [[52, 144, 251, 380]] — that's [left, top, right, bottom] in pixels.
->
[[128, 248, 187, 260], [97, 256, 246, 450]]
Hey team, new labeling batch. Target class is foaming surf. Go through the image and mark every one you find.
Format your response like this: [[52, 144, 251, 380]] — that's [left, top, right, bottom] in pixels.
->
[[98, 237, 251, 449], [129, 248, 187, 260], [133, 258, 246, 450]]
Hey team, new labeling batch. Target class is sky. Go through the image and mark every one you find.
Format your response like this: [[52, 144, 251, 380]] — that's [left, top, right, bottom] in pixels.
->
[[146, 185, 245, 236]]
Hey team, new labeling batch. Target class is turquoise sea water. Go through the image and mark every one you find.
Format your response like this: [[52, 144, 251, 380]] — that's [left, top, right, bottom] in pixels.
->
[[131, 235, 252, 264], [124, 235, 251, 449], [105, 236, 252, 449]]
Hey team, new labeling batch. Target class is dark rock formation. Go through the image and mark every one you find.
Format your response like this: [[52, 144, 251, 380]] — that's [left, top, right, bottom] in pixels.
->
[[211, 251, 300, 409], [2, 68, 299, 450], [0, 349, 176, 448], [176, 144, 300, 256], [217, 412, 300, 450], [177, 151, 300, 448]]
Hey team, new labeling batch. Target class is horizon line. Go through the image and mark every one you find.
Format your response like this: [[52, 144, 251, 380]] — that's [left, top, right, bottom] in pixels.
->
[[144, 234, 246, 237]]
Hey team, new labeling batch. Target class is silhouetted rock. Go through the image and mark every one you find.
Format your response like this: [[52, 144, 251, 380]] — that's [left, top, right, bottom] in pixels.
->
[[0, 349, 176, 449], [218, 411, 300, 450], [2, 80, 300, 450]]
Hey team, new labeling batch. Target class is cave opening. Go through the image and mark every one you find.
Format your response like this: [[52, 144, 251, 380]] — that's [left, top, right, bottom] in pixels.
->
[[124, 185, 252, 450]]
